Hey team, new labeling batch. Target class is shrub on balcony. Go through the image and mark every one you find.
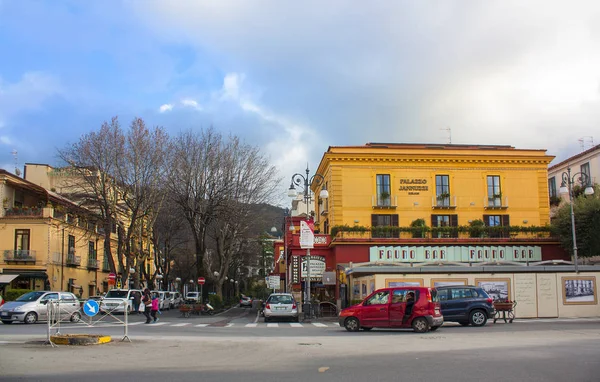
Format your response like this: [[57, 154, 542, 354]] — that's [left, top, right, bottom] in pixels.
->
[[410, 218, 429, 238], [468, 219, 486, 238]]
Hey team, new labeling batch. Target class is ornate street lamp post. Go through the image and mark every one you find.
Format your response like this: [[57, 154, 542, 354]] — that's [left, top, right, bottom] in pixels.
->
[[287, 165, 328, 318], [559, 166, 595, 273]]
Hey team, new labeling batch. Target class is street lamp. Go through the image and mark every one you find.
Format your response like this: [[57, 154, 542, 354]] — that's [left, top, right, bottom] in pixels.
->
[[288, 165, 328, 318], [559, 166, 595, 273], [156, 274, 163, 290]]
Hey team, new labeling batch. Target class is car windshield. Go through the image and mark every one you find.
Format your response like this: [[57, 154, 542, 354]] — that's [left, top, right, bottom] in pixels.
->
[[16, 291, 46, 302], [187, 293, 197, 297], [269, 295, 293, 304], [105, 290, 128, 299]]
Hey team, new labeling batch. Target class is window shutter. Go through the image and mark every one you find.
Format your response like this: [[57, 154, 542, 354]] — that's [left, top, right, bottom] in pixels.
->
[[450, 215, 458, 227], [391, 214, 399, 227], [482, 215, 490, 226], [502, 215, 510, 226], [371, 215, 378, 227], [431, 215, 437, 227]]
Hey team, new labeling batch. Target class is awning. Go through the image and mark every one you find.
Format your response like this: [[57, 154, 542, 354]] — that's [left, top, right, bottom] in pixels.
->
[[0, 274, 19, 284]]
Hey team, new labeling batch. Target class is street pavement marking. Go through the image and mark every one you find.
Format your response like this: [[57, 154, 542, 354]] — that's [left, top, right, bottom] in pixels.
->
[[195, 324, 209, 327], [318, 367, 330, 373], [332, 322, 339, 326], [225, 323, 234, 327], [171, 323, 190, 327], [150, 322, 167, 326], [312, 323, 327, 327], [290, 323, 303, 328], [267, 323, 279, 328], [128, 322, 144, 326], [245, 323, 258, 327]]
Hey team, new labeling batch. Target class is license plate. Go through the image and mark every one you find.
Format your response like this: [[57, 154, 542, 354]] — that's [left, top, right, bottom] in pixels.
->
[[1, 313, 10, 318], [276, 307, 285, 310]]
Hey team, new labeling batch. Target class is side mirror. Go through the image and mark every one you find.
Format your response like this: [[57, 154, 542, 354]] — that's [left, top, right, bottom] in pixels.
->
[[40, 300, 48, 305]]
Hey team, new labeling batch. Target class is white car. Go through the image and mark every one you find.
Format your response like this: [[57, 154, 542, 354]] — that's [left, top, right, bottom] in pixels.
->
[[185, 292, 201, 303], [165, 292, 182, 308], [100, 289, 142, 314]]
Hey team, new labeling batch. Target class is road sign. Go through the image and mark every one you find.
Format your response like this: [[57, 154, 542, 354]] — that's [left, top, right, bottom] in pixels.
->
[[108, 273, 116, 280], [83, 300, 100, 317], [268, 275, 280, 289], [197, 277, 205, 285]]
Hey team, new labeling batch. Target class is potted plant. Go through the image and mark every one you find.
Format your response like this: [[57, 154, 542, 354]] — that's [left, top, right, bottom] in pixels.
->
[[379, 191, 390, 200], [436, 192, 450, 200]]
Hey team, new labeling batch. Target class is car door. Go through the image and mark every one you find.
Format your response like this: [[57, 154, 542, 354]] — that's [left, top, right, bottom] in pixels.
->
[[59, 293, 79, 319], [389, 289, 407, 326], [360, 290, 391, 328], [445, 288, 473, 320], [437, 289, 450, 317], [38, 292, 59, 321]]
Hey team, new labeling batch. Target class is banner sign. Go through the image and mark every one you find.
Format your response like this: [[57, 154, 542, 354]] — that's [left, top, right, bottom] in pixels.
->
[[369, 245, 542, 263], [299, 220, 314, 249]]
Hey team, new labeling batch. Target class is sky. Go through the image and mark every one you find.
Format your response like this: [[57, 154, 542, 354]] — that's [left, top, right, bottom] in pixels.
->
[[1, 0, 599, 198]]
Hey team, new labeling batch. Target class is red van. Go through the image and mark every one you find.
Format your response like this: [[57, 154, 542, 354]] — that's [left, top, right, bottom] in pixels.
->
[[339, 287, 443, 333]]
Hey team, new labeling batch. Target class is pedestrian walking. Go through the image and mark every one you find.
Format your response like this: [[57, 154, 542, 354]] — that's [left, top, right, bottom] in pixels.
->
[[151, 294, 160, 323], [132, 291, 141, 314], [142, 289, 152, 324]]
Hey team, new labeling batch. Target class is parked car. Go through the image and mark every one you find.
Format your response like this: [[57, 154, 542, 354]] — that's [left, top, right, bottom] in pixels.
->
[[100, 289, 142, 314], [185, 292, 201, 304], [239, 295, 252, 308], [0, 291, 82, 324], [151, 291, 168, 310], [435, 285, 495, 326], [339, 287, 443, 333], [172, 292, 182, 308], [263, 293, 298, 322]]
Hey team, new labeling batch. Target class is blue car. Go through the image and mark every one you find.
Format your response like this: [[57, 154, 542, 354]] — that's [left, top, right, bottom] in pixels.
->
[[436, 286, 495, 326]]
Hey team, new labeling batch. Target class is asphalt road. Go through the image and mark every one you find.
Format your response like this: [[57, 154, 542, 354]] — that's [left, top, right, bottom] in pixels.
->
[[1, 307, 599, 381]]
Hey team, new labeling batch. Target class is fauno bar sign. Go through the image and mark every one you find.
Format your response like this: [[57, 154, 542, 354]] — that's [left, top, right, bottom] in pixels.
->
[[399, 178, 428, 195], [369, 245, 542, 263]]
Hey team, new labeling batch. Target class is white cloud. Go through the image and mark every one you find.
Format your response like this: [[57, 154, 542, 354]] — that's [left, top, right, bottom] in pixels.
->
[[0, 136, 12, 145], [159, 103, 173, 113], [180, 98, 202, 110]]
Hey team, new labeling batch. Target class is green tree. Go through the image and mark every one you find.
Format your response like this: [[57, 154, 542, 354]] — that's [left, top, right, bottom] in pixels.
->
[[552, 187, 600, 258]]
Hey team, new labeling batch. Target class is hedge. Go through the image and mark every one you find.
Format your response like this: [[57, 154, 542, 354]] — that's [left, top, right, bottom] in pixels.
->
[[4, 289, 33, 301]]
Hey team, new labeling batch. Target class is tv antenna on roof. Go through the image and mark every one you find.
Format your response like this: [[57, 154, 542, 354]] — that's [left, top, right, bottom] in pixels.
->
[[10, 149, 21, 176], [440, 127, 452, 144], [578, 136, 594, 151]]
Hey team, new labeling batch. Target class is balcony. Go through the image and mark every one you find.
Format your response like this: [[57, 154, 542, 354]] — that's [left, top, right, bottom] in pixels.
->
[[87, 258, 99, 269], [3, 250, 36, 263], [372, 194, 397, 209], [3, 207, 43, 217], [102, 259, 111, 272], [432, 195, 457, 209], [66, 253, 81, 267], [331, 226, 552, 241], [484, 196, 509, 210]]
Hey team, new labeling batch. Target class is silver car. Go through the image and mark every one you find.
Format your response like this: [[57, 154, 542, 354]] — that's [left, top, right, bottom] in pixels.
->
[[264, 293, 299, 322], [0, 291, 82, 324]]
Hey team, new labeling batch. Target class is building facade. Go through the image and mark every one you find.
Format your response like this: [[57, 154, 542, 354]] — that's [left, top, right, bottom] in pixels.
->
[[548, 144, 599, 202]]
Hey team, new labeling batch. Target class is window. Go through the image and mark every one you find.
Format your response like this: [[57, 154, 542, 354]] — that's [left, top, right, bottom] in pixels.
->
[[435, 175, 450, 206], [88, 241, 96, 260], [371, 214, 399, 238], [365, 290, 389, 305], [376, 174, 391, 206], [15, 229, 30, 252], [68, 235, 75, 254], [483, 215, 510, 238], [450, 288, 473, 300], [487, 215, 501, 227], [548, 177, 556, 198], [431, 215, 458, 238], [487, 175, 502, 206], [581, 163, 591, 185]]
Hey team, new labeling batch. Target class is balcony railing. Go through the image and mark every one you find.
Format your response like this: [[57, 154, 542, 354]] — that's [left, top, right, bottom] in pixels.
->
[[372, 195, 398, 209], [331, 226, 552, 241], [432, 195, 457, 209], [3, 207, 43, 217], [66, 253, 81, 266], [87, 258, 99, 269], [3, 250, 36, 262], [485, 196, 509, 209]]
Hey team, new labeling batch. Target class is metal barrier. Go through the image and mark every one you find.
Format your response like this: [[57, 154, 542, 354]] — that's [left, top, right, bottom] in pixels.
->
[[46, 299, 131, 347]]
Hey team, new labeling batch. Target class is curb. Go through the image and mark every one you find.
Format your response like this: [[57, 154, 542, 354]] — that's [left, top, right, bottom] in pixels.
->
[[50, 334, 111, 346]]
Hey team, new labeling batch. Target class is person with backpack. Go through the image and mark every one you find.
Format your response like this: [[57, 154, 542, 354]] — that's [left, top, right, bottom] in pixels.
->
[[142, 289, 152, 324]]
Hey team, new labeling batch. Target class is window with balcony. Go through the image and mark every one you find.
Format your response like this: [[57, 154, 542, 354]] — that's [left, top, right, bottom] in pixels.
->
[[487, 175, 502, 207], [15, 229, 30, 252], [371, 214, 399, 238], [376, 174, 391, 206], [431, 215, 458, 238], [435, 175, 450, 206], [88, 241, 98, 269], [548, 177, 556, 198], [483, 214, 510, 238], [580, 163, 591, 185]]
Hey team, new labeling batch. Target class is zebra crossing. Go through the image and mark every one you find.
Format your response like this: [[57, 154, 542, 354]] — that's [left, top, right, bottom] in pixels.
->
[[122, 321, 341, 329]]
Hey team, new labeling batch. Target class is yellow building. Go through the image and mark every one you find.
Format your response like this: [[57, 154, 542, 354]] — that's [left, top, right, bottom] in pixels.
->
[[315, 143, 554, 236], [0, 166, 154, 298]]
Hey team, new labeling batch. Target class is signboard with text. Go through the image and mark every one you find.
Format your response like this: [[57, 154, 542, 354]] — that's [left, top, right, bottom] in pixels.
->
[[299, 220, 314, 249], [369, 245, 542, 263]]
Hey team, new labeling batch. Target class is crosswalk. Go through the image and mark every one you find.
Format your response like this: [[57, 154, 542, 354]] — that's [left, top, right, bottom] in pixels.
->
[[122, 321, 340, 328]]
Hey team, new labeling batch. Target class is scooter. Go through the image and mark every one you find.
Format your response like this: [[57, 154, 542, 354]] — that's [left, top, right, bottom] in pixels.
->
[[201, 302, 215, 315]]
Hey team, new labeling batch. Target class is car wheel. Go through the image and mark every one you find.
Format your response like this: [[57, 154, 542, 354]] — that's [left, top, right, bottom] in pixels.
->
[[70, 312, 81, 323], [24, 312, 38, 324], [344, 317, 360, 332], [469, 310, 487, 327], [362, 327, 373, 331], [1, 320, 12, 324], [430, 326, 440, 331], [411, 317, 430, 333]]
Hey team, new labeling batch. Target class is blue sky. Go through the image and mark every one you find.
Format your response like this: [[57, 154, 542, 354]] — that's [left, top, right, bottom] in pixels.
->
[[1, 1, 599, 189]]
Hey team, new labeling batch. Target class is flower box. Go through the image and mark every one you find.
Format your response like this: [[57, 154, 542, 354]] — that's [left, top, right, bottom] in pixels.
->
[[493, 301, 514, 311]]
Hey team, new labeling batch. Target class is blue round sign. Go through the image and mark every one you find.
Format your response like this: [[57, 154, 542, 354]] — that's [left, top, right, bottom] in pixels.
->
[[83, 300, 100, 317]]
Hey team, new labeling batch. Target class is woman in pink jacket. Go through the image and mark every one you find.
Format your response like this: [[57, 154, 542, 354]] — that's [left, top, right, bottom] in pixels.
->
[[151, 295, 160, 323]]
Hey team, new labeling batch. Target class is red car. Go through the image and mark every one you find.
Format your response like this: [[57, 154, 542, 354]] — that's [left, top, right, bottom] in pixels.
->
[[339, 287, 443, 333]]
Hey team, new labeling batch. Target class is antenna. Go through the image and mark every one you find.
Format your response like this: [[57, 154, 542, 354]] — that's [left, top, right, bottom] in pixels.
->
[[10, 150, 21, 176], [578, 136, 594, 151], [440, 127, 452, 144]]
